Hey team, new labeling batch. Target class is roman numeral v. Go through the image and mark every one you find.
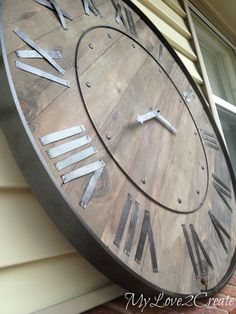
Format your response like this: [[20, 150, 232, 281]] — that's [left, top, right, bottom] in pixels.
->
[[182, 224, 214, 280], [209, 211, 231, 253]]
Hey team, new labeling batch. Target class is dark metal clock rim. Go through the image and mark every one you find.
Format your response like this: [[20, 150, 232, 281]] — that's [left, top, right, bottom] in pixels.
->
[[0, 0, 236, 299], [76, 25, 209, 214]]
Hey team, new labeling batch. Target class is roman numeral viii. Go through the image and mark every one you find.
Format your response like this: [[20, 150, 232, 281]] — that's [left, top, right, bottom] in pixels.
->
[[114, 194, 158, 273], [182, 224, 214, 280]]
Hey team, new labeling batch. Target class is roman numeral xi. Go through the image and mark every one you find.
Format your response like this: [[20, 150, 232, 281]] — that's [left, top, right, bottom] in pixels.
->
[[114, 194, 158, 273]]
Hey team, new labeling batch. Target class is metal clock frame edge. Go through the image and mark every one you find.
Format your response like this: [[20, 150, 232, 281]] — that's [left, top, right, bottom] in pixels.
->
[[0, 0, 236, 299]]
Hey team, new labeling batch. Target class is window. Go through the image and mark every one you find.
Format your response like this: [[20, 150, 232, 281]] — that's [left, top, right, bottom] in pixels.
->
[[191, 11, 236, 174]]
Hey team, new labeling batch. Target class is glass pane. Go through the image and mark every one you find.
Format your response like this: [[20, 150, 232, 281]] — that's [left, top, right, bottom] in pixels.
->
[[192, 13, 236, 106], [217, 106, 236, 175]]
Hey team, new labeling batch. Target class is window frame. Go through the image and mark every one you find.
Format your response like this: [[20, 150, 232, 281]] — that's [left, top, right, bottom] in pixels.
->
[[183, 0, 236, 147]]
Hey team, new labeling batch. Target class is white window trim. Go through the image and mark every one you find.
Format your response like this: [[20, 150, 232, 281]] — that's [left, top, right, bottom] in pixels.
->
[[191, 15, 236, 105], [187, 1, 236, 53], [182, 0, 234, 148], [213, 95, 236, 114]]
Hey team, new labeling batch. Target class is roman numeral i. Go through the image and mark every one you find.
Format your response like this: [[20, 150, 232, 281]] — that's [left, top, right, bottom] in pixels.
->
[[114, 194, 158, 273]]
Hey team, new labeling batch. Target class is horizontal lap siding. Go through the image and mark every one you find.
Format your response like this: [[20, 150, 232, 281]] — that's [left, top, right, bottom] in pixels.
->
[[0, 130, 28, 189], [0, 130, 116, 314], [0, 189, 74, 268], [0, 1, 203, 313], [132, 0, 203, 84], [0, 254, 111, 314]]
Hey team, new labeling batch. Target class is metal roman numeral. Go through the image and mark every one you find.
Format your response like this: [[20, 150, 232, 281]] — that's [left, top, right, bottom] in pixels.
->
[[111, 0, 138, 37], [208, 211, 231, 253], [16, 61, 71, 87], [114, 194, 133, 248], [16, 50, 62, 59], [55, 146, 97, 171], [182, 224, 214, 280], [114, 194, 158, 273], [40, 125, 104, 208], [80, 165, 104, 208], [183, 89, 196, 103], [135, 210, 158, 273], [40, 125, 86, 145], [124, 200, 140, 256], [33, 0, 73, 20], [13, 28, 65, 75], [47, 136, 91, 158], [199, 129, 220, 151], [83, 0, 102, 17], [48, 0, 68, 30], [212, 174, 232, 212], [159, 43, 164, 64], [124, 6, 138, 37]]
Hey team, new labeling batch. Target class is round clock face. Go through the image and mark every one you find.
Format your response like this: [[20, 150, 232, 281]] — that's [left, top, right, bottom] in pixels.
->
[[1, 0, 236, 298]]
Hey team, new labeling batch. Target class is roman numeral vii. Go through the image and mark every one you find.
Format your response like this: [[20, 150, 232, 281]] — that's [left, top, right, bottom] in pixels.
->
[[114, 194, 158, 273]]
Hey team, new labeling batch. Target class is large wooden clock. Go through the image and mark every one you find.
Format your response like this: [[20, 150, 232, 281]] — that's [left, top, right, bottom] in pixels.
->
[[1, 0, 236, 298]]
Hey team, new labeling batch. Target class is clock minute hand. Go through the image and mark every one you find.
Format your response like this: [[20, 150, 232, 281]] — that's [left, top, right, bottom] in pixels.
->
[[137, 109, 177, 135]]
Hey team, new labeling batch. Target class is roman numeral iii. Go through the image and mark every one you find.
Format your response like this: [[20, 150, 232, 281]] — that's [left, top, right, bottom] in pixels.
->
[[114, 194, 158, 272]]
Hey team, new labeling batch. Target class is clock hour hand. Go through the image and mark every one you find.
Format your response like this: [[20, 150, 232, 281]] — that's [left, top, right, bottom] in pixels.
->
[[137, 109, 177, 135]]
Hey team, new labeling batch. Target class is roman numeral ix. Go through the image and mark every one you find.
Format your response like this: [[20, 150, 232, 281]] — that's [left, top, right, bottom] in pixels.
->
[[114, 194, 158, 273], [182, 224, 214, 280]]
